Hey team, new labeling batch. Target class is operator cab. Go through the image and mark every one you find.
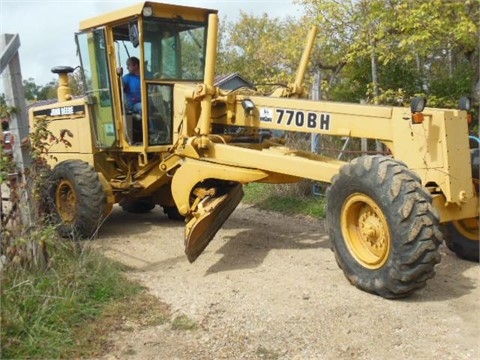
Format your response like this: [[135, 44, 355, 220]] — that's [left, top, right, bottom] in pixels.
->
[[75, 2, 216, 150]]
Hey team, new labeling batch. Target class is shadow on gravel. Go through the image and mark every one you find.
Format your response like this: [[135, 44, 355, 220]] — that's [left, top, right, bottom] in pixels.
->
[[406, 249, 479, 302], [205, 224, 331, 275], [97, 206, 477, 302], [99, 206, 184, 238]]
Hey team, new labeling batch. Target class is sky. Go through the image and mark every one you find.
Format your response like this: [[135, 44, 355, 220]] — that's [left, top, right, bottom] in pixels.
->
[[0, 0, 301, 86]]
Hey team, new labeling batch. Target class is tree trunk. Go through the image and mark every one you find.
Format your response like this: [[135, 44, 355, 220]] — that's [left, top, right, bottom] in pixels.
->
[[370, 42, 379, 104], [371, 43, 382, 153]]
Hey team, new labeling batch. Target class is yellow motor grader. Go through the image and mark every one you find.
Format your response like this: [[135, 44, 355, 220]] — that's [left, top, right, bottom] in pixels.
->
[[29, 1, 478, 298]]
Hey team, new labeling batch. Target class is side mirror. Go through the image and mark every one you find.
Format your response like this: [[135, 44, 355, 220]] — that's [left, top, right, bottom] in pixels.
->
[[129, 23, 139, 48]]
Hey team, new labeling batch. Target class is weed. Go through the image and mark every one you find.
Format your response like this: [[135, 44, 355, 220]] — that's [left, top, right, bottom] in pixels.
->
[[123, 347, 137, 356], [171, 314, 198, 331], [0, 102, 171, 360], [1, 241, 145, 359], [256, 345, 281, 359]]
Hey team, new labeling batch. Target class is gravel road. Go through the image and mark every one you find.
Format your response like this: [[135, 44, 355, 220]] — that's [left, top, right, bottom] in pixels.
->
[[95, 204, 479, 360]]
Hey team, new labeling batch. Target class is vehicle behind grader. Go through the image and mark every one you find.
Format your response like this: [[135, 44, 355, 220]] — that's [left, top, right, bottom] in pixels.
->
[[29, 1, 479, 299]]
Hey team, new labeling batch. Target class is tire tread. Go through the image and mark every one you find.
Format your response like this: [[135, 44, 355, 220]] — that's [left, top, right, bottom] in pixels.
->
[[327, 155, 442, 298]]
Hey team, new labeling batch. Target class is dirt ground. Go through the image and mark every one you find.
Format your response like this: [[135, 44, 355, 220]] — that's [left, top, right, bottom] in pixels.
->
[[95, 204, 479, 360]]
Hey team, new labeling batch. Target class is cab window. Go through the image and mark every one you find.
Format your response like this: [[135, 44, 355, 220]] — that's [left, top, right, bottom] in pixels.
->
[[143, 19, 207, 81], [76, 29, 116, 147]]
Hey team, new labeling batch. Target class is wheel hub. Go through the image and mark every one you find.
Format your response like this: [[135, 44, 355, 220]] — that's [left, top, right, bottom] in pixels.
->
[[342, 193, 391, 269], [56, 179, 77, 223], [453, 217, 479, 241], [359, 210, 387, 253]]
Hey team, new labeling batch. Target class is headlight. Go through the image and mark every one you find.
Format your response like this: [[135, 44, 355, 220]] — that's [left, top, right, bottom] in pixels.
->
[[410, 97, 426, 124], [241, 99, 255, 116], [410, 97, 426, 113], [458, 96, 472, 111], [143, 6, 153, 17]]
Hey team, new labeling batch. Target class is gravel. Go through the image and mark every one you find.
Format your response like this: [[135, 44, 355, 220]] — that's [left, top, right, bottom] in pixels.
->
[[96, 204, 479, 360]]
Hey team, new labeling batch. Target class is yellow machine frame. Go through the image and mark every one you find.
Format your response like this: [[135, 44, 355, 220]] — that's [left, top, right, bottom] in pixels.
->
[[29, 2, 479, 299]]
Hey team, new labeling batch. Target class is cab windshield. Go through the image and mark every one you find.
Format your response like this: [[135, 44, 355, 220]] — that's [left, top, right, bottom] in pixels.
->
[[143, 19, 207, 81]]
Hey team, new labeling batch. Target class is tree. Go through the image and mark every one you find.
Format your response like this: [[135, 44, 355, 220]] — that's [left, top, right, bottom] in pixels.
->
[[21, 68, 85, 102], [23, 78, 42, 101], [68, 69, 85, 96], [297, 0, 479, 106], [296, 0, 383, 99], [217, 13, 315, 93], [36, 80, 57, 100], [392, 0, 479, 104]]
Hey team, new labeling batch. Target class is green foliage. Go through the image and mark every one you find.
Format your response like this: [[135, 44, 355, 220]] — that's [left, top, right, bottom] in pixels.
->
[[294, 0, 478, 105], [326, 57, 422, 103], [22, 78, 43, 101], [217, 13, 314, 91], [365, 85, 406, 106], [243, 182, 326, 219], [0, 130, 14, 185], [394, 0, 478, 57], [23, 78, 56, 101], [0, 154, 10, 184], [0, 93, 16, 119], [428, 60, 474, 99], [29, 116, 72, 163], [1, 241, 143, 359], [1, 113, 73, 270], [23, 69, 85, 101]]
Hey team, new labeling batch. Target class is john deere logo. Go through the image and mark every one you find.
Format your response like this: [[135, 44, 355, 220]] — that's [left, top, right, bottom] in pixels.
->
[[33, 105, 85, 118], [50, 107, 74, 116]]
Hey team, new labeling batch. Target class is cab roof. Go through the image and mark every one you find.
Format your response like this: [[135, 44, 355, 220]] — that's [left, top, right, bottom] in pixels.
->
[[79, 1, 218, 31]]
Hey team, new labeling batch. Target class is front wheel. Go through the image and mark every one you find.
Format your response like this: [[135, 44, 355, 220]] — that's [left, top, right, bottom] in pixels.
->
[[48, 160, 107, 238], [327, 156, 442, 299]]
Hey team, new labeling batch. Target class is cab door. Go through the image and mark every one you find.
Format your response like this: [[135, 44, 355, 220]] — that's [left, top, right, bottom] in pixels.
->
[[76, 29, 117, 148]]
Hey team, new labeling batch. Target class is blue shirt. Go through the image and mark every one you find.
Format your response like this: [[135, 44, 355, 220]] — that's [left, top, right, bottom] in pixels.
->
[[123, 73, 141, 108]]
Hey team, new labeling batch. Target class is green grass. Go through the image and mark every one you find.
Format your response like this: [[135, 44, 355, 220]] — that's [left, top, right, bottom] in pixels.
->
[[243, 182, 326, 219], [0, 240, 151, 359], [171, 314, 198, 331]]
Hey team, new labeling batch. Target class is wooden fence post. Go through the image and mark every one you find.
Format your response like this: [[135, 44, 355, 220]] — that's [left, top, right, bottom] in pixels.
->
[[1, 33, 34, 228]]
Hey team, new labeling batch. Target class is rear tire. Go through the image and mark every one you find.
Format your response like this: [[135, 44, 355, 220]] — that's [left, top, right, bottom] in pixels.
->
[[443, 220, 479, 262], [120, 198, 155, 213], [48, 160, 107, 238], [163, 205, 185, 221], [326, 156, 442, 298], [443, 149, 479, 262]]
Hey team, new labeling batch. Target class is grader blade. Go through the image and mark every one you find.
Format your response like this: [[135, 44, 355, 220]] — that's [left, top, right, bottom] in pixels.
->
[[185, 183, 244, 263]]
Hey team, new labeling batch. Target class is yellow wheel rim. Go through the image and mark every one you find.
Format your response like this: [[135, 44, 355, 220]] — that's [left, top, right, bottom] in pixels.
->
[[341, 193, 391, 269], [452, 217, 479, 241], [55, 179, 77, 223]]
